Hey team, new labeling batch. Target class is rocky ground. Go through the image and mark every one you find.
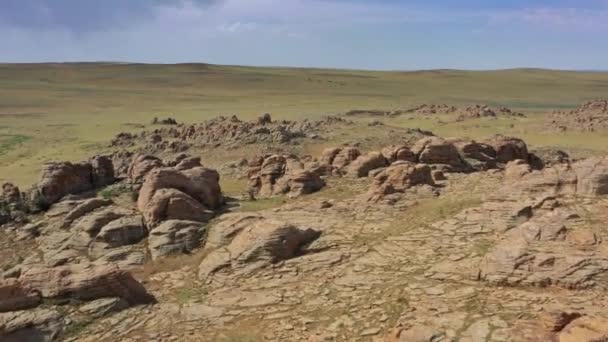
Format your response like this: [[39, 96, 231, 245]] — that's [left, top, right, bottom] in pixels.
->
[[344, 105, 525, 122], [2, 110, 608, 342], [549, 99, 608, 132]]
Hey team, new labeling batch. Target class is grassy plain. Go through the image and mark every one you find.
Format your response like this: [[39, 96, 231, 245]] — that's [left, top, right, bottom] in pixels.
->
[[1, 62, 608, 186]]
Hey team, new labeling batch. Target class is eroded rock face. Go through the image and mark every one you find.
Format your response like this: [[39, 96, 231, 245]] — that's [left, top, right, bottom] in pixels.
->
[[35, 162, 94, 207], [328, 147, 361, 173], [573, 156, 608, 196], [248, 154, 325, 198], [199, 216, 321, 280], [381, 145, 417, 164], [348, 152, 388, 178], [556, 316, 608, 342], [19, 263, 154, 305], [91, 216, 147, 252], [91, 155, 115, 188], [142, 189, 213, 228], [368, 162, 434, 201], [452, 140, 497, 171], [127, 154, 164, 184], [148, 220, 206, 260], [485, 135, 529, 164], [411, 137, 468, 171]]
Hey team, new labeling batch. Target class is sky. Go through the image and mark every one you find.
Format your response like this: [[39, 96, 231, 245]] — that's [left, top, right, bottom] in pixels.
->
[[0, 0, 607, 70]]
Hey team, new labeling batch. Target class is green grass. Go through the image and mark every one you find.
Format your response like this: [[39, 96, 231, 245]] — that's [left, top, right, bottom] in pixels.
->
[[1, 63, 608, 186], [0, 134, 31, 156], [98, 184, 133, 200]]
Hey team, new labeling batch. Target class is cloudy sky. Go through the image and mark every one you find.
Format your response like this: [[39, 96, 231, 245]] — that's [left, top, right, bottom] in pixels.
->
[[1, 0, 607, 70]]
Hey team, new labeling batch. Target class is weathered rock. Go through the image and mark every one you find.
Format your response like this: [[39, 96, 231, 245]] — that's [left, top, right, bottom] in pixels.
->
[[62, 198, 113, 228], [90, 216, 147, 253], [148, 220, 206, 260], [71, 206, 133, 243], [391, 325, 445, 342], [540, 307, 582, 332], [478, 209, 608, 289], [19, 263, 154, 305], [485, 135, 529, 164], [411, 137, 468, 171], [174, 156, 202, 171], [0, 308, 63, 341], [127, 154, 164, 184], [248, 154, 325, 198], [90, 155, 115, 188], [348, 152, 388, 177], [287, 170, 325, 198], [0, 279, 40, 313], [35, 162, 94, 206], [368, 162, 434, 200], [1, 183, 21, 205], [557, 316, 608, 342], [572, 156, 608, 196], [142, 188, 213, 227], [381, 145, 417, 163], [453, 139, 497, 170], [78, 297, 129, 318], [205, 214, 266, 250], [199, 218, 320, 280], [331, 147, 361, 171], [180, 167, 223, 209]]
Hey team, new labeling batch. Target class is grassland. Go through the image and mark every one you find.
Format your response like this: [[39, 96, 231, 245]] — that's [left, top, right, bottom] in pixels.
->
[[1, 62, 608, 187]]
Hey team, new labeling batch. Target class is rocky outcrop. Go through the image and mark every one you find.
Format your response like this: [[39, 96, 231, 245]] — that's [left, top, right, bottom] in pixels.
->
[[485, 135, 529, 164], [90, 155, 115, 188], [452, 140, 497, 171], [381, 145, 417, 164], [368, 162, 434, 201], [148, 220, 206, 260], [199, 216, 321, 280], [62, 198, 113, 228], [19, 263, 154, 305], [323, 147, 361, 174], [348, 152, 388, 178], [248, 154, 325, 198], [136, 163, 223, 226], [90, 216, 147, 253], [556, 316, 608, 342], [411, 137, 469, 171], [572, 156, 608, 196], [127, 154, 164, 184], [549, 99, 608, 132]]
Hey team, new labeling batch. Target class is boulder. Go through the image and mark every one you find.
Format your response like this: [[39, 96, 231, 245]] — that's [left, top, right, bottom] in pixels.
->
[[368, 162, 434, 200], [381, 145, 417, 163], [199, 218, 320, 280], [35, 162, 93, 206], [0, 279, 40, 313], [127, 155, 164, 184], [0, 308, 63, 341], [1, 183, 21, 205], [411, 137, 468, 171], [148, 220, 206, 260], [348, 152, 387, 177], [288, 170, 325, 197], [90, 155, 115, 188], [142, 189, 213, 227], [452, 140, 497, 170], [485, 135, 529, 164], [19, 263, 154, 305], [174, 156, 202, 171], [331, 147, 361, 171], [181, 167, 223, 209]]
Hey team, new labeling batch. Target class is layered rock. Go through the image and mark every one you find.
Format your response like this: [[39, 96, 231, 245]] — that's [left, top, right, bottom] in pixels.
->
[[199, 216, 321, 280], [411, 137, 469, 171], [0, 279, 40, 313], [348, 152, 388, 178], [19, 263, 154, 305], [248, 154, 325, 198], [368, 162, 434, 201], [485, 135, 529, 164], [148, 220, 206, 260]]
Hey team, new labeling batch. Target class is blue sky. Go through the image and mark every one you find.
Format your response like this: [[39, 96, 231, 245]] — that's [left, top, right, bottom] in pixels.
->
[[0, 0, 607, 70]]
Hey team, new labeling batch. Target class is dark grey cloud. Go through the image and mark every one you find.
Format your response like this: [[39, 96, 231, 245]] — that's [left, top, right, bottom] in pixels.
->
[[0, 0, 219, 31]]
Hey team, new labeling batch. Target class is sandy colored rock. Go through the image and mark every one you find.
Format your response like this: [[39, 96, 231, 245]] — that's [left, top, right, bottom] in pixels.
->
[[485, 134, 529, 164], [348, 152, 387, 177], [572, 156, 608, 196], [35, 161, 94, 206], [411, 136, 468, 171], [557, 316, 608, 342], [90, 155, 115, 188], [19, 263, 154, 305], [148, 220, 206, 259], [62, 198, 113, 227], [127, 154, 164, 184], [368, 161, 434, 200], [142, 188, 213, 227]]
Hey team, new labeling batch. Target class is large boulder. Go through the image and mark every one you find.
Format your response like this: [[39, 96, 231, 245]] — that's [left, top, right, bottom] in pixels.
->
[[19, 263, 154, 305], [1, 183, 21, 205], [330, 147, 361, 171], [411, 137, 468, 171], [91, 216, 147, 252], [127, 155, 164, 184], [248, 154, 325, 198], [142, 189, 213, 227], [348, 152, 387, 178], [34, 162, 93, 206], [148, 220, 206, 260], [181, 167, 223, 209], [368, 161, 434, 200], [485, 135, 529, 164], [452, 140, 497, 170], [90, 155, 115, 188], [62, 198, 113, 228], [199, 217, 321, 280], [381, 145, 417, 164]]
